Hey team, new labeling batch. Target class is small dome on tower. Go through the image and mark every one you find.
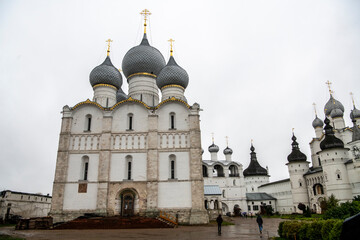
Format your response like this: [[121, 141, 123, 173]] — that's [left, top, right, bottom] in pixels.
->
[[330, 108, 344, 118], [208, 143, 219, 153], [320, 118, 344, 150], [312, 116, 324, 129], [223, 147, 233, 155], [350, 107, 360, 120], [324, 95, 344, 116], [157, 56, 189, 89], [89, 56, 122, 89], [116, 88, 127, 102], [122, 34, 166, 79], [287, 134, 307, 162]]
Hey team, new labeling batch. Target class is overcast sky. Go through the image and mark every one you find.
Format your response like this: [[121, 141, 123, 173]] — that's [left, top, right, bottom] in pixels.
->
[[1, 0, 359, 195]]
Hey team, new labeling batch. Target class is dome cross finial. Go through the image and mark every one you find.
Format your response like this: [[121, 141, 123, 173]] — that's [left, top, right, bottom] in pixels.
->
[[211, 132, 214, 144], [168, 38, 175, 56], [325, 80, 332, 95], [313, 103, 318, 116], [225, 136, 229, 147], [106, 39, 113, 56], [350, 92, 356, 108], [140, 9, 151, 33]]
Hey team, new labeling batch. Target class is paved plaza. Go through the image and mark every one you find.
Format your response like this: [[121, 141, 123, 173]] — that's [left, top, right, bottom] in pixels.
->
[[1, 217, 284, 240]]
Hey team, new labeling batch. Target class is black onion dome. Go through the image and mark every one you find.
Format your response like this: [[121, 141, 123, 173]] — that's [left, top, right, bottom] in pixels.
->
[[122, 33, 166, 78], [350, 107, 360, 120], [287, 134, 307, 162], [243, 144, 268, 177], [89, 56, 122, 89], [324, 95, 344, 116], [320, 118, 345, 150], [116, 88, 127, 102], [312, 116, 324, 129], [352, 119, 360, 142], [330, 108, 344, 118], [156, 56, 189, 89], [223, 147, 233, 155], [208, 143, 219, 153]]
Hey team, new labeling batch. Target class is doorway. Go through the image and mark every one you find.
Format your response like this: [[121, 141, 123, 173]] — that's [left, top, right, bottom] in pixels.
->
[[121, 192, 135, 217]]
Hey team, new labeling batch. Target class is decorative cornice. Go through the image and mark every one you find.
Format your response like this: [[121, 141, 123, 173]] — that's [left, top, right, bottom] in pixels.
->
[[127, 72, 157, 80], [161, 84, 185, 91], [93, 84, 118, 90], [71, 99, 105, 110], [110, 96, 151, 110], [155, 97, 190, 109]]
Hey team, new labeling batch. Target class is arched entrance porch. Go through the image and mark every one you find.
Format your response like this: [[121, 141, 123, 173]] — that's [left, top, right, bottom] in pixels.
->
[[119, 189, 137, 217]]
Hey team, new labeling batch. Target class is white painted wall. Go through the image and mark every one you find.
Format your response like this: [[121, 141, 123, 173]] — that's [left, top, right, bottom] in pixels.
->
[[157, 102, 189, 131], [63, 183, 98, 210], [258, 180, 293, 214], [158, 152, 190, 180], [158, 182, 192, 208], [67, 154, 99, 182], [111, 103, 149, 132], [71, 106, 103, 134], [110, 153, 147, 181]]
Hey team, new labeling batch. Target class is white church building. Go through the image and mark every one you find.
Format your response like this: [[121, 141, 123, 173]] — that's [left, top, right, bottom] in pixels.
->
[[50, 10, 208, 224]]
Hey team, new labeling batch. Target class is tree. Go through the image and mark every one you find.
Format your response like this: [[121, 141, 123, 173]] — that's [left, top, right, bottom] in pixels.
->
[[320, 194, 339, 214], [298, 203, 306, 213]]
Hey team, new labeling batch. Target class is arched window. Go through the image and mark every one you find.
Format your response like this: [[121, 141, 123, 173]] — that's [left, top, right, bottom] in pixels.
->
[[204, 200, 208, 209], [81, 156, 89, 180], [213, 165, 224, 177], [202, 165, 208, 177], [336, 170, 341, 180], [318, 157, 321, 166], [125, 155, 132, 180], [169, 112, 176, 129], [85, 114, 92, 131], [127, 113, 133, 130], [222, 190, 225, 198], [169, 155, 176, 179], [229, 165, 239, 177]]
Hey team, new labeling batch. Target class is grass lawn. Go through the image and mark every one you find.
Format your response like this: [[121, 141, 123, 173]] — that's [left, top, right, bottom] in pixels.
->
[[209, 220, 235, 226], [0, 235, 25, 240], [0, 225, 16, 228]]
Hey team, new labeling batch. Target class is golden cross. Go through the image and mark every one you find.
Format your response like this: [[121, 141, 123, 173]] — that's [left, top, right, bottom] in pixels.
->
[[325, 80, 332, 94], [168, 38, 175, 56], [292, 128, 294, 134], [140, 9, 151, 33], [350, 92, 355, 107], [312, 103, 317, 116], [106, 39, 113, 56], [211, 133, 214, 143], [251, 139, 253, 144], [225, 136, 229, 147]]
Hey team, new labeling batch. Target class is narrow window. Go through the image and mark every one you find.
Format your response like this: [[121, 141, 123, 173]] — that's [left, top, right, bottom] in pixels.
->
[[170, 112, 176, 129], [126, 155, 132, 180], [128, 162, 132, 180], [171, 160, 175, 179], [82, 156, 89, 180], [169, 155, 176, 179], [128, 114, 133, 130], [85, 114, 92, 131], [84, 162, 89, 180], [106, 98, 109, 108]]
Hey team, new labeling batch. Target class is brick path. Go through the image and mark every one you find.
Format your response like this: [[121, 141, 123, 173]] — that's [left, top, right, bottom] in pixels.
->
[[1, 217, 284, 240]]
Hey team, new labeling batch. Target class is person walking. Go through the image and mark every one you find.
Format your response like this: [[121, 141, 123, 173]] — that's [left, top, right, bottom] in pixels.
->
[[256, 214, 263, 234], [216, 214, 223, 235]]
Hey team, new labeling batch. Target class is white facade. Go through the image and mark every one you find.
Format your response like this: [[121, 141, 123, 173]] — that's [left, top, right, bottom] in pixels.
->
[[0, 190, 51, 220]]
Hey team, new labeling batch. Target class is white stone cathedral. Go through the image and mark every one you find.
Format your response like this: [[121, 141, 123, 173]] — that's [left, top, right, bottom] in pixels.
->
[[50, 12, 208, 224]]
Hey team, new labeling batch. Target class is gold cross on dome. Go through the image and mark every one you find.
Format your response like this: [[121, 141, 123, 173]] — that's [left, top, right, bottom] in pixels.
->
[[211, 132, 214, 143], [225, 136, 229, 147], [140, 9, 151, 33], [325, 80, 332, 95], [106, 39, 113, 56], [168, 38, 175, 56], [312, 103, 317, 116], [292, 128, 294, 134]]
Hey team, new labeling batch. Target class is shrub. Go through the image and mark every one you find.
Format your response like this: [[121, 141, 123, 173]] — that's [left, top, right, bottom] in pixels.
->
[[282, 221, 302, 240], [298, 221, 310, 240], [324, 200, 360, 219], [321, 219, 337, 240], [328, 220, 342, 240], [306, 220, 324, 240], [278, 221, 285, 238]]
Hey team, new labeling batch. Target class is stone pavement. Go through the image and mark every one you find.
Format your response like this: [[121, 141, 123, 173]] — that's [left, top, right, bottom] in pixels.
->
[[1, 217, 284, 240]]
